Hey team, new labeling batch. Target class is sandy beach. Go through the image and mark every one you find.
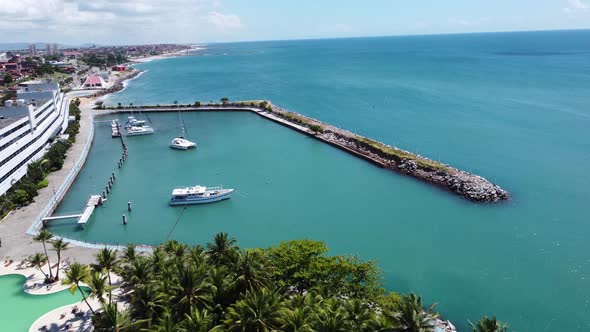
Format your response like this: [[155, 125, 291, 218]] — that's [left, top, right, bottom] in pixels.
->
[[128, 45, 204, 64]]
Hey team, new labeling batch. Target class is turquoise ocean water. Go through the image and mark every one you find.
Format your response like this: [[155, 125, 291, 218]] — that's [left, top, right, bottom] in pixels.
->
[[53, 30, 590, 331]]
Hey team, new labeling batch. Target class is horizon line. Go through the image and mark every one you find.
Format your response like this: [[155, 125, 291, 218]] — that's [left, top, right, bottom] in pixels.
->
[[1, 27, 589, 48]]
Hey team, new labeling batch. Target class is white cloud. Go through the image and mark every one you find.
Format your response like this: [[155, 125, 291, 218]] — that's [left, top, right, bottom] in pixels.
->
[[206, 11, 243, 30], [0, 0, 238, 43], [563, 0, 589, 13]]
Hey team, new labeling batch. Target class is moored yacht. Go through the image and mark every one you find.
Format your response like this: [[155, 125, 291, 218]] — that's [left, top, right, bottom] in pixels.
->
[[126, 126, 154, 136], [126, 116, 146, 127], [170, 137, 197, 150], [170, 185, 235, 205]]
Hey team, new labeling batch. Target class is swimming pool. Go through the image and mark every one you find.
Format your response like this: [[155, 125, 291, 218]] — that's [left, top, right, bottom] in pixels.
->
[[0, 274, 82, 331]]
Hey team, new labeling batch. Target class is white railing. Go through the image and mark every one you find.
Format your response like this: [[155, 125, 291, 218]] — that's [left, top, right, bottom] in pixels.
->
[[26, 107, 95, 235]]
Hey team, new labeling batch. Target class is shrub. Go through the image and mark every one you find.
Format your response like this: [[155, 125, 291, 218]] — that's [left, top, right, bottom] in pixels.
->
[[11, 190, 30, 206], [36, 179, 49, 190], [309, 124, 324, 133]]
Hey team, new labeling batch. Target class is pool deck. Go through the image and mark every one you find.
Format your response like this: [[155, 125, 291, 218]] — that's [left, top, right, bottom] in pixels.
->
[[1, 263, 123, 332], [0, 264, 71, 295], [28, 272, 124, 332]]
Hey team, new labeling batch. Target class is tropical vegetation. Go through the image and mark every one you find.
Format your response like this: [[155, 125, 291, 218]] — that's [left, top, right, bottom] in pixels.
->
[[59, 233, 508, 331]]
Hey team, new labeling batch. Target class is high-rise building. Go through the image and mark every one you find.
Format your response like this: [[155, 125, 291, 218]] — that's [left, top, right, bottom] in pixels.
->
[[28, 44, 37, 56], [0, 80, 69, 195], [52, 43, 58, 55], [46, 44, 52, 55]]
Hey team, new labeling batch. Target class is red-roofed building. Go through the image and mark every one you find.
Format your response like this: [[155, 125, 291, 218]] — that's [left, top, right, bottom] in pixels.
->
[[4, 63, 21, 71], [112, 65, 127, 71], [83, 75, 105, 88]]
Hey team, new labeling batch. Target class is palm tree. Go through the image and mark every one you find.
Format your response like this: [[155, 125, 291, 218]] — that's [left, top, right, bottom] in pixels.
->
[[224, 288, 283, 332], [188, 245, 207, 267], [130, 284, 164, 325], [122, 243, 137, 263], [93, 247, 118, 303], [122, 256, 152, 288], [29, 253, 50, 281], [278, 307, 315, 332], [469, 316, 508, 332], [93, 302, 143, 332], [33, 230, 54, 281], [232, 250, 270, 294], [181, 308, 214, 332], [87, 271, 109, 305], [206, 232, 238, 266], [395, 294, 438, 332], [62, 262, 95, 314], [150, 247, 168, 274], [313, 298, 351, 332], [344, 299, 377, 332], [151, 311, 182, 332], [162, 240, 187, 263], [172, 265, 215, 319], [209, 266, 234, 308], [50, 238, 69, 280]]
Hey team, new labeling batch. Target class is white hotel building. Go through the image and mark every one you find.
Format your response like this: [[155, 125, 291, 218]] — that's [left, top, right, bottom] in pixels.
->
[[0, 80, 69, 196]]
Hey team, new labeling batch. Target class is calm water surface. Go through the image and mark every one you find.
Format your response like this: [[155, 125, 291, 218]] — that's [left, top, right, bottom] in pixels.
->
[[52, 31, 590, 331]]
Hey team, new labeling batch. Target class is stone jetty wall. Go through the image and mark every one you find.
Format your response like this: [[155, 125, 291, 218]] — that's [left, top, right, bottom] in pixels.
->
[[98, 101, 509, 202], [266, 104, 509, 203]]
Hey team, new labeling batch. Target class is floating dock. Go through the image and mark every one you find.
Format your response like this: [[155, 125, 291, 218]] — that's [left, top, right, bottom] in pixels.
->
[[78, 195, 103, 226], [42, 195, 102, 228], [112, 119, 121, 137]]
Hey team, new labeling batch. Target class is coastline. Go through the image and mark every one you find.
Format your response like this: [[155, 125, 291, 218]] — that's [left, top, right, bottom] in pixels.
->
[[127, 45, 204, 64]]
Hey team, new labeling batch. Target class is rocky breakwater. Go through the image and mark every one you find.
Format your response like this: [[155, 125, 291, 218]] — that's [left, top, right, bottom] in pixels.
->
[[266, 103, 509, 203]]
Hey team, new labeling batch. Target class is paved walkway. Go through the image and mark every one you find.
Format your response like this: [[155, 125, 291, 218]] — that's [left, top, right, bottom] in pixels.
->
[[0, 96, 99, 265]]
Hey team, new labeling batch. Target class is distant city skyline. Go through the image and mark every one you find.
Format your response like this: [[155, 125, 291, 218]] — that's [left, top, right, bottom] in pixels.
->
[[0, 0, 588, 45]]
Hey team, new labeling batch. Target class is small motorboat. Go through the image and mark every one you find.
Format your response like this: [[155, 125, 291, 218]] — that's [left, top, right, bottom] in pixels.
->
[[170, 137, 197, 150], [170, 185, 235, 205]]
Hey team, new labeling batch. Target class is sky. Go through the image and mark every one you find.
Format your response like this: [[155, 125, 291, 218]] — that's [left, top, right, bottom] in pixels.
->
[[0, 0, 588, 45]]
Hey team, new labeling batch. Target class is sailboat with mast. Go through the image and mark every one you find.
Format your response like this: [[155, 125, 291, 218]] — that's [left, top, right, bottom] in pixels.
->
[[126, 98, 155, 136], [170, 110, 196, 150]]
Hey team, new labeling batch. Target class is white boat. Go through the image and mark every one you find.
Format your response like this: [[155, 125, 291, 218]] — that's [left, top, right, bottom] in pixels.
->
[[170, 186, 235, 205], [126, 126, 154, 136], [125, 116, 146, 127], [170, 137, 196, 150], [170, 110, 196, 150]]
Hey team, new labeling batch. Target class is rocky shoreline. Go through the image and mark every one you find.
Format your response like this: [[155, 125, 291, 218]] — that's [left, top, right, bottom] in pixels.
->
[[90, 69, 143, 99], [267, 104, 509, 203]]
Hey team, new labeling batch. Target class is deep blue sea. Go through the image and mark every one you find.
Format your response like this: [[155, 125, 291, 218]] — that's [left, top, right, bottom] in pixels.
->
[[101, 30, 590, 331]]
